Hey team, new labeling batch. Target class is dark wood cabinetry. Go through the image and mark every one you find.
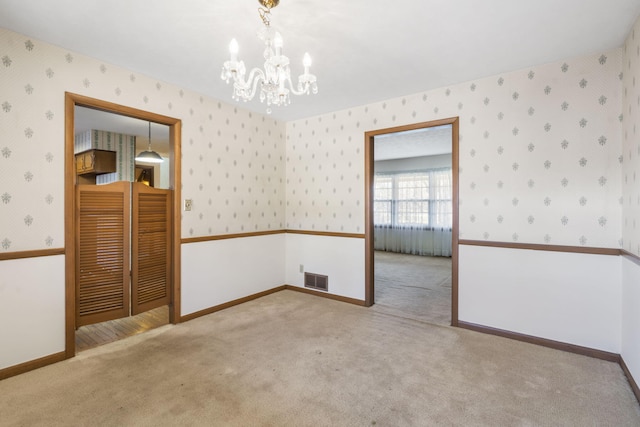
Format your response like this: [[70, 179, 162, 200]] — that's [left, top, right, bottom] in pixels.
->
[[75, 149, 117, 175]]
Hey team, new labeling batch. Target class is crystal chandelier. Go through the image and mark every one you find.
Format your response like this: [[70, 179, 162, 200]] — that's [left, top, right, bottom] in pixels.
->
[[221, 0, 318, 114]]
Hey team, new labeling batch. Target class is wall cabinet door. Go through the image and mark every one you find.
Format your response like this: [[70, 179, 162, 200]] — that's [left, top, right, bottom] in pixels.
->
[[75, 149, 117, 175]]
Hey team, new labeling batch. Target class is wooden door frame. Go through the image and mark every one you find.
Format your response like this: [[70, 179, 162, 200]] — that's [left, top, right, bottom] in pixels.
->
[[364, 117, 460, 326], [64, 92, 182, 358]]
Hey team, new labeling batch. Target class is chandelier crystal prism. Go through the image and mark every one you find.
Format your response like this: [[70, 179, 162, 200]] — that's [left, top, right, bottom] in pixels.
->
[[221, 0, 318, 114]]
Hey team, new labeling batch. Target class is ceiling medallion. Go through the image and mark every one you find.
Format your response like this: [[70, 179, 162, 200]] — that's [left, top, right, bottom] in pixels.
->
[[221, 0, 317, 114]]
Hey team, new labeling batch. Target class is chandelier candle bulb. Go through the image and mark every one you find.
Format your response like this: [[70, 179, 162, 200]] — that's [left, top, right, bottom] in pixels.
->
[[229, 38, 239, 62], [303, 52, 311, 71], [274, 32, 283, 56]]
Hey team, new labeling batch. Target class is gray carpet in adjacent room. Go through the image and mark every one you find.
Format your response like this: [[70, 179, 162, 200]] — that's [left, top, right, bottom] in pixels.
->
[[2, 290, 639, 426], [373, 251, 452, 325]]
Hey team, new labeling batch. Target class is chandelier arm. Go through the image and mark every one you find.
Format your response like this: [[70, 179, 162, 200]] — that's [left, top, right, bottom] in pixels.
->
[[287, 73, 318, 96], [232, 66, 262, 88], [247, 68, 267, 100], [285, 74, 306, 96], [248, 67, 266, 83]]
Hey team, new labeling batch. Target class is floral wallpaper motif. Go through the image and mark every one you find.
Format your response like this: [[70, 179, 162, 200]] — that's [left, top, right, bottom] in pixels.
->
[[286, 50, 623, 247], [0, 28, 285, 252], [622, 17, 640, 256]]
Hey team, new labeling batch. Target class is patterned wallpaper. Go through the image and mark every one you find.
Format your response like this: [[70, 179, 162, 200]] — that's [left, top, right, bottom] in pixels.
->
[[0, 28, 285, 252], [0, 23, 633, 252], [286, 49, 623, 248], [622, 16, 640, 256]]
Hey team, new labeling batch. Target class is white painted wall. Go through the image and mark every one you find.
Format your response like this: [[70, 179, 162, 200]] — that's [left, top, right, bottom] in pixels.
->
[[459, 244, 621, 353], [285, 234, 365, 301], [181, 234, 285, 316], [622, 257, 640, 384], [0, 256, 65, 370]]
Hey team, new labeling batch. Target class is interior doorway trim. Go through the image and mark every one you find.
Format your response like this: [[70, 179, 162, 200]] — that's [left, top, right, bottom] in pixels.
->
[[364, 117, 460, 325], [64, 92, 182, 358]]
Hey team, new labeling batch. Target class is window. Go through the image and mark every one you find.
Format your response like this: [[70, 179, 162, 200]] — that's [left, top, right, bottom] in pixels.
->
[[373, 175, 393, 225], [374, 169, 452, 228], [396, 173, 429, 225]]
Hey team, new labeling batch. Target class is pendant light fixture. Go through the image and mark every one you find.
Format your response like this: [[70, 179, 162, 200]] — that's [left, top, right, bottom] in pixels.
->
[[135, 122, 163, 164], [221, 0, 317, 114]]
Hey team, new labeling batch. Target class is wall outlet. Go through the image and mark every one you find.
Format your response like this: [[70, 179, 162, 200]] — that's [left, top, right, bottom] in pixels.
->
[[184, 199, 193, 211], [299, 264, 304, 273]]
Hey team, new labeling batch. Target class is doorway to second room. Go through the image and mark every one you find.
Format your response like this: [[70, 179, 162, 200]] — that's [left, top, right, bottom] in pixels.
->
[[72, 104, 174, 352], [371, 124, 453, 325]]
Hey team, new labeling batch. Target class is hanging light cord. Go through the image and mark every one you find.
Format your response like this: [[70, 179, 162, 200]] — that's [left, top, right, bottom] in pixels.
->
[[147, 122, 152, 151]]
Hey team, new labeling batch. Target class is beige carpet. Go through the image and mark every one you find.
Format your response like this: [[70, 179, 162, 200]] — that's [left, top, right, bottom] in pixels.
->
[[2, 290, 639, 426], [373, 251, 452, 325]]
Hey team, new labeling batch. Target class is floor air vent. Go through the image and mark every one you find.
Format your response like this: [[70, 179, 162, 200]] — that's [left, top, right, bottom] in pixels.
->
[[304, 272, 328, 292]]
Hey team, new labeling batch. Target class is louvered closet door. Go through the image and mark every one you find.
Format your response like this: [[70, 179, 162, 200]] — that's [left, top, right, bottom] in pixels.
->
[[131, 183, 172, 315], [76, 182, 131, 327]]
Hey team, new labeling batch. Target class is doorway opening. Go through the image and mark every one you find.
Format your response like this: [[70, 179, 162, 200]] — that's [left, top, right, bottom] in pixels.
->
[[75, 306, 169, 351], [64, 93, 183, 357], [364, 118, 459, 326]]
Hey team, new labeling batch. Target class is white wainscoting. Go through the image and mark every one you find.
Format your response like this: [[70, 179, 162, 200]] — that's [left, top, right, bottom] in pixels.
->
[[181, 233, 286, 316], [622, 256, 640, 387], [458, 244, 621, 353], [285, 233, 365, 301], [0, 255, 65, 370]]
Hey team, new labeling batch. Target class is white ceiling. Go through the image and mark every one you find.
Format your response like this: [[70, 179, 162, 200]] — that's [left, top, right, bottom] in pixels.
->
[[374, 125, 452, 161], [1, 0, 639, 123]]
